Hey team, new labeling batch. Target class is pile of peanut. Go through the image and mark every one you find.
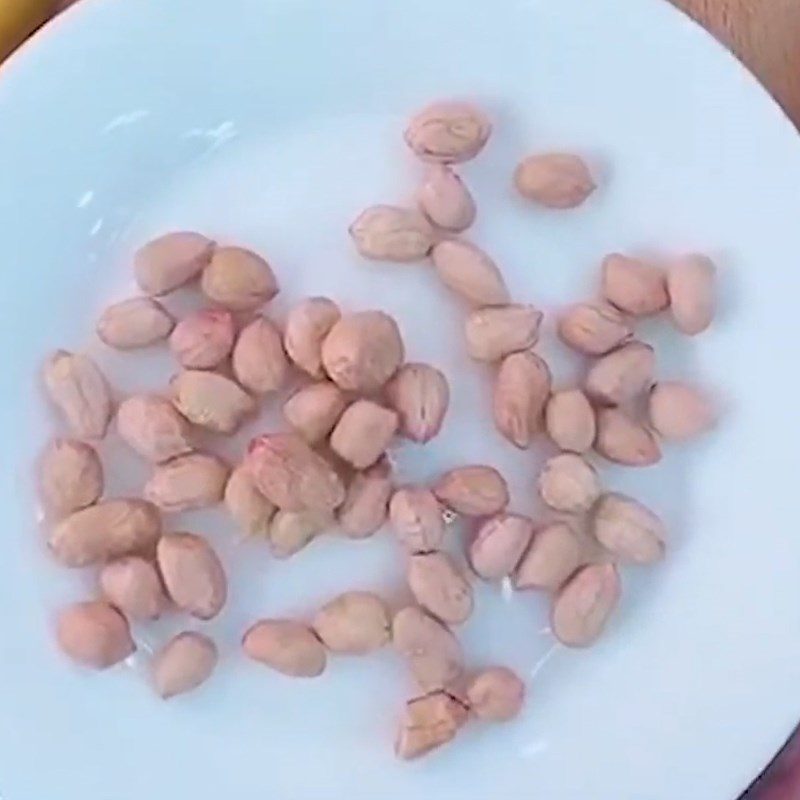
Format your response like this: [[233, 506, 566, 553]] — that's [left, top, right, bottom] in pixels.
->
[[39, 100, 717, 761]]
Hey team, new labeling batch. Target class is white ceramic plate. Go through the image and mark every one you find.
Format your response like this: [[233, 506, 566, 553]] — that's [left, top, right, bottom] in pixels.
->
[[2, 0, 800, 798]]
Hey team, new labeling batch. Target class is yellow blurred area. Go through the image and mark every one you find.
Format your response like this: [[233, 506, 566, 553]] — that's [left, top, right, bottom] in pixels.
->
[[0, 0, 59, 63]]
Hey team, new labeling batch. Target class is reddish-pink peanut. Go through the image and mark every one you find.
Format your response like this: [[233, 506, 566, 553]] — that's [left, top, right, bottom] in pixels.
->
[[493, 351, 551, 448], [466, 667, 525, 721], [224, 465, 276, 537], [312, 591, 391, 654], [117, 394, 193, 463], [514, 521, 584, 592], [330, 399, 398, 469], [242, 619, 327, 677], [537, 453, 601, 514], [97, 297, 175, 349], [201, 246, 279, 310], [99, 556, 167, 620], [389, 486, 446, 552], [408, 551, 473, 625], [417, 165, 476, 232], [404, 101, 491, 164], [338, 458, 393, 539], [648, 381, 716, 440], [431, 239, 510, 306], [283, 382, 348, 444], [134, 232, 214, 296], [385, 362, 449, 444], [151, 632, 218, 699], [395, 691, 469, 760], [349, 205, 435, 262], [470, 513, 534, 580], [39, 439, 103, 517], [171, 370, 255, 434], [464, 304, 543, 362], [284, 297, 341, 378], [232, 317, 289, 395], [667, 254, 716, 335], [585, 341, 655, 406], [558, 303, 633, 356], [514, 153, 595, 209], [433, 465, 509, 516], [56, 601, 135, 669], [595, 408, 661, 467], [545, 389, 596, 453], [144, 452, 229, 513], [169, 308, 235, 369], [591, 492, 666, 565], [602, 253, 668, 316], [551, 563, 621, 647]]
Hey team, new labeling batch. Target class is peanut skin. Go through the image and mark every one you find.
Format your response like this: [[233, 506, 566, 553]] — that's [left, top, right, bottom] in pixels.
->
[[514, 153, 596, 208], [431, 239, 510, 306], [329, 399, 398, 469], [144, 452, 229, 513], [389, 487, 446, 552], [201, 246, 279, 310], [99, 556, 167, 621], [404, 101, 491, 164], [349, 205, 435, 262], [385, 362, 449, 444], [667, 254, 716, 335], [558, 303, 632, 356], [283, 382, 348, 444], [545, 389, 596, 453], [493, 351, 551, 448], [117, 394, 193, 463], [56, 601, 135, 669], [417, 166, 476, 232], [39, 438, 103, 517], [648, 381, 716, 440], [169, 308, 235, 369], [433, 465, 509, 517], [537, 453, 601, 514], [466, 667, 525, 722], [232, 317, 289, 395], [514, 521, 583, 592], [469, 513, 534, 581], [591, 493, 666, 565], [97, 297, 175, 349], [407, 551, 473, 625], [395, 691, 469, 760], [284, 297, 341, 378], [585, 341, 655, 406], [171, 370, 255, 434], [595, 408, 661, 467], [134, 232, 215, 296], [151, 632, 218, 699], [602, 254, 668, 316], [224, 465, 276, 537], [268, 509, 332, 559], [312, 591, 391, 654], [551, 563, 621, 647], [464, 304, 542, 362], [242, 619, 327, 677], [338, 458, 393, 539]]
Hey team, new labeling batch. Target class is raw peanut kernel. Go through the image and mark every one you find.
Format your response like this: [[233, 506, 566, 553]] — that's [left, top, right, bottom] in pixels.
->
[[395, 691, 469, 760], [595, 408, 661, 467], [545, 389, 596, 453], [514, 521, 584, 592], [470, 513, 534, 581], [201, 246, 279, 310], [283, 382, 348, 444], [648, 381, 716, 440], [404, 101, 491, 164], [591, 492, 666, 565], [269, 509, 332, 559], [551, 563, 621, 647], [493, 351, 551, 449], [117, 394, 193, 464], [144, 452, 230, 513], [56, 601, 135, 669], [284, 297, 341, 378], [464, 304, 543, 362], [389, 486, 446, 552], [97, 297, 175, 349], [134, 232, 215, 296], [232, 316, 289, 395], [537, 453, 601, 514], [242, 619, 326, 677], [466, 667, 525, 722], [385, 362, 449, 444], [407, 551, 473, 625], [99, 556, 167, 620], [151, 632, 218, 699], [514, 153, 596, 209], [558, 303, 632, 356], [313, 591, 391, 654], [602, 254, 668, 316], [224, 465, 276, 537], [39, 439, 103, 517], [585, 341, 655, 406], [667, 254, 716, 335], [169, 308, 235, 369], [330, 399, 398, 469], [171, 370, 255, 434], [338, 458, 393, 539], [417, 166, 476, 232], [431, 239, 510, 306], [433, 465, 509, 517], [349, 205, 435, 262]]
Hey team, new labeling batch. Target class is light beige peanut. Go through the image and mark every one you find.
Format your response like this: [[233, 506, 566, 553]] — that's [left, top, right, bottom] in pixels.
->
[[43, 350, 112, 439], [144, 452, 229, 513], [171, 370, 255, 434], [592, 492, 666, 565], [667, 254, 716, 335], [99, 556, 167, 620], [329, 399, 398, 469], [469, 513, 534, 580], [201, 245, 279, 310], [404, 101, 491, 164], [242, 619, 326, 677], [408, 551, 473, 625], [417, 166, 476, 232], [97, 297, 175, 349], [56, 601, 135, 669], [283, 382, 347, 444], [433, 465, 509, 517], [558, 303, 633, 356], [395, 691, 469, 760], [49, 499, 162, 567], [545, 389, 596, 453], [117, 394, 193, 463], [134, 232, 215, 296], [385, 362, 449, 443], [169, 308, 235, 369], [538, 453, 600, 514], [648, 381, 716, 440], [284, 297, 341, 378], [349, 205, 435, 262], [585, 341, 655, 406], [493, 351, 551, 448], [338, 458, 392, 539], [602, 253, 668, 316], [151, 632, 218, 699], [232, 316, 289, 395], [39, 439, 103, 517], [595, 408, 661, 467], [514, 153, 596, 208], [269, 508, 332, 559], [514, 521, 583, 592], [392, 606, 463, 692], [464, 304, 543, 362], [321, 310, 404, 393], [246, 433, 346, 512], [389, 486, 446, 552], [551, 563, 621, 647], [224, 465, 276, 537], [157, 532, 227, 620], [466, 667, 525, 722], [313, 591, 391, 654], [431, 239, 510, 306]]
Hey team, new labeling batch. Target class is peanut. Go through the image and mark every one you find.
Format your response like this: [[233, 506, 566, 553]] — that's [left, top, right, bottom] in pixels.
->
[[545, 389, 596, 453], [404, 101, 491, 164], [224, 465, 276, 537], [338, 458, 393, 539], [144, 452, 229, 513], [284, 297, 341, 378], [431, 239, 510, 306], [551, 563, 621, 647], [329, 399, 398, 469], [466, 667, 525, 722], [349, 205, 435, 261], [134, 231, 215, 296], [97, 297, 175, 349], [514, 153, 595, 208], [537, 453, 600, 514], [417, 166, 476, 232], [99, 556, 166, 620], [171, 370, 255, 434], [39, 439, 103, 516], [648, 381, 716, 440], [602, 254, 668, 316], [395, 691, 469, 760], [283, 382, 348, 444], [312, 591, 391, 654], [269, 508, 332, 559], [385, 362, 449, 444], [595, 408, 661, 466], [201, 246, 279, 310], [667, 254, 716, 335], [469, 513, 534, 580], [585, 341, 655, 406], [157, 532, 227, 620], [242, 619, 326, 677], [464, 304, 542, 362], [151, 632, 218, 699], [389, 487, 446, 552], [56, 601, 134, 669], [493, 351, 551, 448], [558, 303, 632, 355], [592, 492, 666, 565], [408, 551, 473, 625], [169, 308, 235, 369], [514, 521, 583, 592], [232, 316, 289, 395], [433, 465, 508, 517], [117, 394, 193, 463]]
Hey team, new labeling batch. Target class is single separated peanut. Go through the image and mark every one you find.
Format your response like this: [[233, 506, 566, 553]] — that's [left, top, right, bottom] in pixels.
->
[[466, 667, 525, 722], [157, 532, 227, 620], [408, 552, 473, 625], [551, 563, 621, 647], [224, 465, 276, 537], [514, 521, 583, 592], [389, 486, 446, 552], [464, 304, 543, 362], [493, 351, 551, 448], [417, 166, 476, 232], [330, 399, 398, 469], [585, 341, 655, 406], [242, 619, 326, 677], [404, 101, 491, 164], [595, 408, 661, 467], [602, 254, 668, 316], [284, 297, 341, 378], [385, 362, 449, 444], [284, 382, 348, 444], [99, 556, 167, 620], [538, 453, 601, 514], [392, 606, 463, 692], [49, 499, 162, 567], [232, 316, 290, 395], [134, 232, 215, 296], [648, 381, 716, 440], [514, 153, 596, 208], [313, 591, 391, 654], [667, 254, 716, 335], [592, 492, 666, 565], [171, 370, 255, 434], [169, 308, 235, 369], [201, 246, 279, 310], [151, 632, 218, 700], [395, 691, 469, 760], [431, 239, 510, 306], [470, 513, 534, 581], [246, 433, 345, 512], [144, 452, 229, 513], [545, 389, 596, 453], [558, 303, 633, 356], [338, 458, 392, 539], [97, 297, 175, 349], [56, 601, 135, 669], [269, 509, 332, 558], [117, 394, 193, 463], [43, 350, 112, 439], [433, 465, 509, 517], [349, 205, 435, 262], [39, 439, 103, 517]]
